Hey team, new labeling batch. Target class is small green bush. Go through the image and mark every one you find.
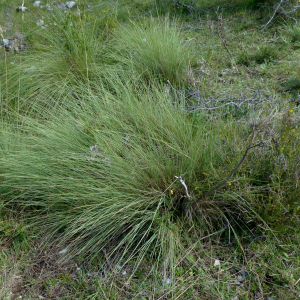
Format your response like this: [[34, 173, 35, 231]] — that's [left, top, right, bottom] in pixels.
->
[[238, 44, 278, 66]]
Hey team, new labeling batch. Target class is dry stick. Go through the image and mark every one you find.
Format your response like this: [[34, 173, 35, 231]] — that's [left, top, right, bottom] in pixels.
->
[[216, 7, 233, 60], [197, 126, 262, 202], [262, 0, 285, 30]]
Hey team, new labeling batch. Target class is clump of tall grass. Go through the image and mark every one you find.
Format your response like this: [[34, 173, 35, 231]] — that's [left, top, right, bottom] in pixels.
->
[[111, 17, 195, 85], [0, 74, 259, 276], [0, 9, 107, 116]]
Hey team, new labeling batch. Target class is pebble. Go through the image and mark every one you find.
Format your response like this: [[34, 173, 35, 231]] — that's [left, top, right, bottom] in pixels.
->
[[1, 39, 10, 47], [213, 259, 220, 267], [36, 19, 44, 26], [33, 1, 41, 7], [165, 278, 171, 285], [65, 1, 76, 9], [121, 270, 127, 275]]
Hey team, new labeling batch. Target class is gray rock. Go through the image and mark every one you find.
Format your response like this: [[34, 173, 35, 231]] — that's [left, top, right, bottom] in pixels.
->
[[1, 39, 14, 50], [36, 19, 44, 26], [46, 4, 52, 10], [65, 1, 76, 8], [33, 1, 41, 7], [1, 39, 10, 47]]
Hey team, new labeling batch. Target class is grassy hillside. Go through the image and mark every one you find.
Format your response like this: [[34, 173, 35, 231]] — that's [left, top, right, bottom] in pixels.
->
[[1, 0, 300, 299]]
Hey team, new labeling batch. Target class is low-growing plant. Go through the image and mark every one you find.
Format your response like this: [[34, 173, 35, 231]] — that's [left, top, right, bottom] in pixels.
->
[[238, 44, 278, 66]]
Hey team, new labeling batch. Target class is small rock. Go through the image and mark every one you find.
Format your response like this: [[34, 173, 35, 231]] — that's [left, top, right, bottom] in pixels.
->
[[266, 297, 276, 300], [121, 270, 127, 275], [65, 1, 76, 8], [57, 4, 66, 9], [1, 39, 10, 47], [16, 6, 28, 12], [36, 19, 44, 26], [165, 278, 171, 285], [213, 259, 220, 267], [24, 66, 36, 73], [46, 4, 52, 10], [33, 1, 41, 7], [14, 46, 19, 52]]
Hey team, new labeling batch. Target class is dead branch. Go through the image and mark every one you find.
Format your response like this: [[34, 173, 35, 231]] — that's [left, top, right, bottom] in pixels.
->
[[183, 88, 273, 112], [262, 0, 300, 29], [216, 7, 233, 59]]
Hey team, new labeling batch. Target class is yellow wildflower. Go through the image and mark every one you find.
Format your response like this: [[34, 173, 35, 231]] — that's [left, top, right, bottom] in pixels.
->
[[171, 190, 174, 195], [195, 186, 198, 191], [290, 109, 293, 113], [292, 129, 296, 132]]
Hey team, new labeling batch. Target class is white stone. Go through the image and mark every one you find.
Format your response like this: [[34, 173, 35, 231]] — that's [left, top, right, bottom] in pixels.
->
[[65, 1, 76, 8], [59, 248, 68, 254], [33, 1, 41, 7], [1, 39, 10, 47], [36, 19, 44, 26], [213, 259, 220, 267]]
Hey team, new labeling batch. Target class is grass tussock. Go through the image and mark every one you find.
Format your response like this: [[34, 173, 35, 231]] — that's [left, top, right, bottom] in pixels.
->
[[0, 77, 241, 272], [111, 17, 195, 85]]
